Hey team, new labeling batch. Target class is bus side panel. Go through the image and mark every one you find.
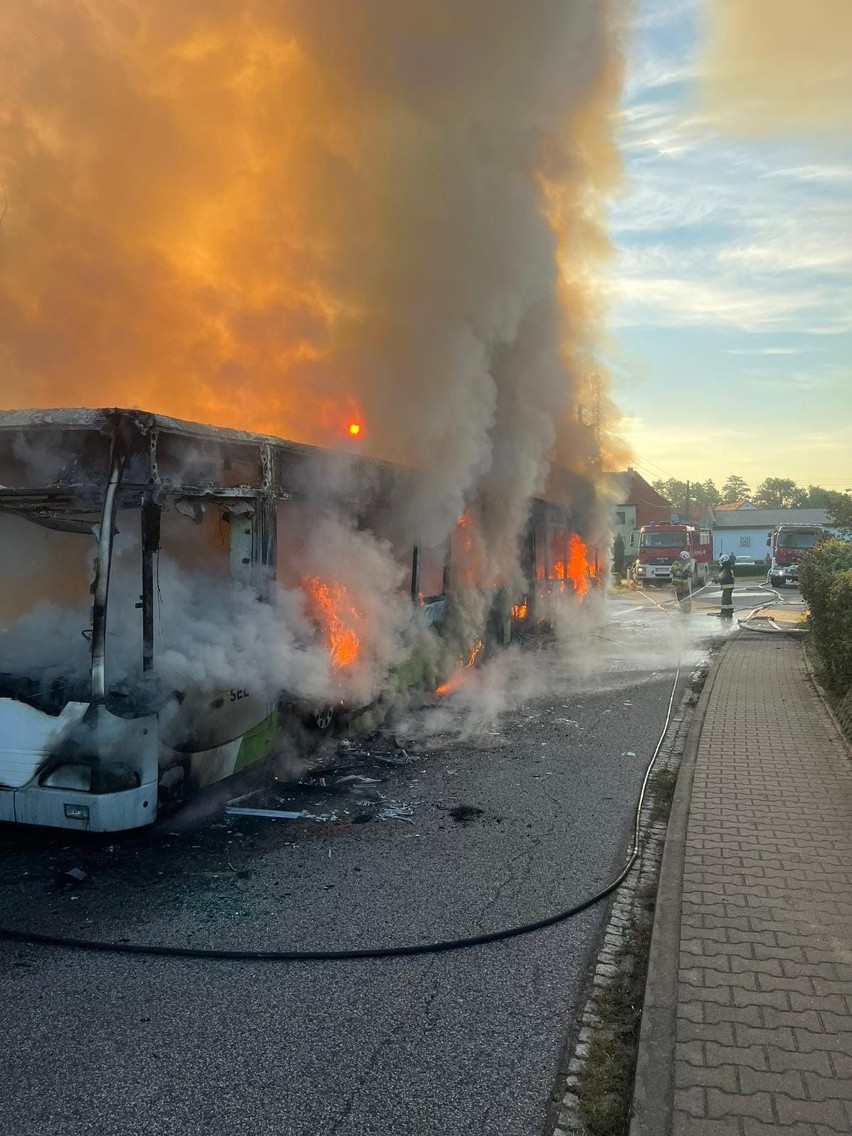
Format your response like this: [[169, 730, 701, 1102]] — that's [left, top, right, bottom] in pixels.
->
[[179, 722, 278, 790], [0, 790, 14, 823], [233, 709, 283, 774]]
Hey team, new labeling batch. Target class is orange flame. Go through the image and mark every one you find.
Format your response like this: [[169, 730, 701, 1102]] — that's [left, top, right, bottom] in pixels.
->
[[511, 601, 528, 621], [436, 638, 484, 696], [567, 534, 590, 598], [436, 674, 463, 698], [303, 576, 362, 669]]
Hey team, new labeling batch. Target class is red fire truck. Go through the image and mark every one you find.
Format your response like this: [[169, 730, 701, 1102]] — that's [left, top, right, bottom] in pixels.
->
[[632, 521, 713, 587], [767, 524, 825, 587]]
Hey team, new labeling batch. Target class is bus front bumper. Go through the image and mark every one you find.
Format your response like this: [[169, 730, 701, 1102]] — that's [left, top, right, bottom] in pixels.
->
[[0, 780, 159, 831]]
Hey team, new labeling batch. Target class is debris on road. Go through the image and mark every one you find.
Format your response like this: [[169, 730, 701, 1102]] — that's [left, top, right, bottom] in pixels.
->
[[224, 806, 336, 822], [376, 802, 415, 823], [448, 805, 484, 823], [55, 867, 88, 887]]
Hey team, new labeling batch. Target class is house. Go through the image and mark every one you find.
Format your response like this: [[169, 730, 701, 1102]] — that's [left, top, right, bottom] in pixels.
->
[[701, 506, 830, 562], [609, 469, 671, 556], [713, 501, 757, 512]]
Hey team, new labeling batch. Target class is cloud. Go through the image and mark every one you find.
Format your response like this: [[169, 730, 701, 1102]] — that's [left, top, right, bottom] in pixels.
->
[[799, 432, 843, 450], [608, 0, 851, 493], [761, 164, 852, 186], [725, 347, 804, 356], [748, 363, 852, 393], [609, 271, 840, 333], [610, 99, 852, 335], [620, 412, 852, 487], [611, 3, 852, 343], [619, 101, 713, 159], [700, 0, 852, 134], [719, 215, 852, 274], [623, 58, 698, 101], [632, 0, 697, 33]]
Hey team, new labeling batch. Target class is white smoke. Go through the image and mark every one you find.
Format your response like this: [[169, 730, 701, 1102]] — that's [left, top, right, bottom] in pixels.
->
[[0, 1, 630, 756]]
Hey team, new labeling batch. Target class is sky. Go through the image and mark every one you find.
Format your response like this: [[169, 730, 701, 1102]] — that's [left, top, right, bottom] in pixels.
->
[[608, 0, 852, 494]]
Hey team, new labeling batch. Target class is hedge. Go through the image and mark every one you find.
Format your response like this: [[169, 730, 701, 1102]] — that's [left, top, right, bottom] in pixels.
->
[[798, 538, 852, 694]]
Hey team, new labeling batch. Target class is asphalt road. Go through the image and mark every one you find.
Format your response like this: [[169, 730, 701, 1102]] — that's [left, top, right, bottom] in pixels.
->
[[0, 589, 746, 1136]]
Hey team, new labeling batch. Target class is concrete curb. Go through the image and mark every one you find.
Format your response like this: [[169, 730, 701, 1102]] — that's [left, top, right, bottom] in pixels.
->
[[800, 640, 852, 757], [627, 636, 732, 1136]]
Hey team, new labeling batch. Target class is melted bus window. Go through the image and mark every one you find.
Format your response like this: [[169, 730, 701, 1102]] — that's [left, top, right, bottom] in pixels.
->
[[0, 510, 95, 711], [156, 435, 261, 490], [0, 428, 111, 490], [275, 500, 311, 589], [159, 498, 232, 582], [419, 545, 447, 601]]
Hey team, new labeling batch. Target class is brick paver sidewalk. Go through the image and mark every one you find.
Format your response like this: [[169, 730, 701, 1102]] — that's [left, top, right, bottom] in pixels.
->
[[634, 634, 852, 1136]]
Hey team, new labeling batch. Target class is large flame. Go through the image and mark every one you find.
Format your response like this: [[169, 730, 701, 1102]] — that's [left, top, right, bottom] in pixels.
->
[[567, 533, 591, 598], [302, 576, 362, 670]]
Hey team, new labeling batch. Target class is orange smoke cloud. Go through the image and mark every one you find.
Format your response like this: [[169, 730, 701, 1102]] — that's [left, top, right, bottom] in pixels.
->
[[700, 0, 852, 133], [0, 1, 625, 561]]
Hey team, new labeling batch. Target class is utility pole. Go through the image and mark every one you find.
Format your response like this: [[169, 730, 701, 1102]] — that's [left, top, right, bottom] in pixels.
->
[[685, 480, 691, 523]]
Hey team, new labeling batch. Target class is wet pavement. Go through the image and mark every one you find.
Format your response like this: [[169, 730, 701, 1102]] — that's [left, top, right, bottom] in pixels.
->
[[0, 585, 795, 1136]]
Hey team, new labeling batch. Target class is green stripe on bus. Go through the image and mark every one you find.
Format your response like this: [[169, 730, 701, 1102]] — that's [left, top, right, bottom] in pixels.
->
[[234, 711, 280, 773]]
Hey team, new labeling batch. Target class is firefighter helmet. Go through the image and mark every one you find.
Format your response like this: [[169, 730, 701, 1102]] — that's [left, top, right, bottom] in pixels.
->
[[679, 550, 690, 560]]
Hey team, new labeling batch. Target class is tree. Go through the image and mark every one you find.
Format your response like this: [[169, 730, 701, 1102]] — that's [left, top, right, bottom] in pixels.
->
[[652, 478, 686, 512], [803, 485, 851, 510], [721, 475, 751, 504], [650, 478, 720, 520], [753, 478, 807, 508], [612, 532, 626, 578], [695, 479, 721, 507], [827, 491, 852, 532], [803, 484, 830, 507]]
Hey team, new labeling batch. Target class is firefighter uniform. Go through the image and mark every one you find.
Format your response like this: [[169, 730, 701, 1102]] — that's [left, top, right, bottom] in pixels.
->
[[719, 554, 735, 619], [671, 552, 693, 613]]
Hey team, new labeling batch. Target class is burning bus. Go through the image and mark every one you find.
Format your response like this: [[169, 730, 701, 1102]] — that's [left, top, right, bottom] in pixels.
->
[[0, 408, 602, 832]]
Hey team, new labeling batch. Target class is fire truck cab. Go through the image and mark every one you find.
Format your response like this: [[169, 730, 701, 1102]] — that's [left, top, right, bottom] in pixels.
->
[[633, 522, 713, 587], [767, 524, 825, 587]]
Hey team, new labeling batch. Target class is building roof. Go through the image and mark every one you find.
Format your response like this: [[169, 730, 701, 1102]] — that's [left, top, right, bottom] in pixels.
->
[[609, 469, 671, 508], [707, 507, 828, 529], [714, 501, 756, 511]]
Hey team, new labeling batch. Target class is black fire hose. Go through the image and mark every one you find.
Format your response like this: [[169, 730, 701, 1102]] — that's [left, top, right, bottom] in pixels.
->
[[0, 637, 683, 963]]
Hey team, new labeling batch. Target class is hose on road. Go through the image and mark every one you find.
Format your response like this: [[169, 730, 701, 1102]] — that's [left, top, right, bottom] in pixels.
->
[[0, 619, 686, 963]]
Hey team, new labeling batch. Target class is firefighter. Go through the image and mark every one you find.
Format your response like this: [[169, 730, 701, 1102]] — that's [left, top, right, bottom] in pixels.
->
[[718, 552, 736, 619], [671, 549, 694, 612]]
